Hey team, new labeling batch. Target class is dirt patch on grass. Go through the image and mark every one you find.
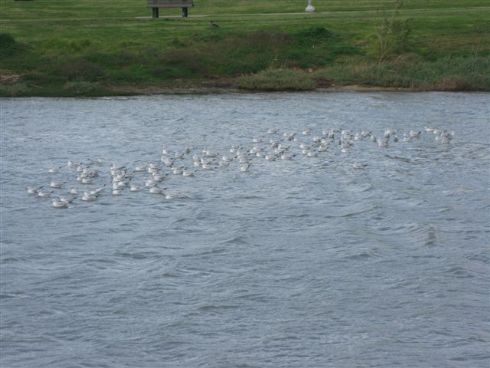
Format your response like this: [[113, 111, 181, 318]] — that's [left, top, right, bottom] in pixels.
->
[[0, 72, 21, 85]]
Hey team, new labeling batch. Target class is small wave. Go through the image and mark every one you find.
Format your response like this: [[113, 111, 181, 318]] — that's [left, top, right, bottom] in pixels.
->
[[372, 222, 423, 236], [343, 251, 376, 260], [335, 204, 379, 218], [82, 257, 117, 264], [344, 183, 373, 193], [235, 292, 270, 302], [114, 251, 159, 260], [0, 293, 16, 300], [465, 253, 490, 264], [219, 235, 249, 245], [196, 304, 239, 312], [385, 154, 413, 163], [445, 266, 475, 278], [181, 246, 227, 258], [0, 291, 27, 299], [0, 256, 24, 264], [160, 271, 179, 278], [173, 217, 188, 224]]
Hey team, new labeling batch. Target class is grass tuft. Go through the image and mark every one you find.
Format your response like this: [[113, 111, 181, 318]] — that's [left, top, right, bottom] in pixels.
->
[[0, 82, 29, 97], [63, 81, 101, 96], [315, 55, 490, 90], [238, 69, 315, 91], [53, 59, 106, 82]]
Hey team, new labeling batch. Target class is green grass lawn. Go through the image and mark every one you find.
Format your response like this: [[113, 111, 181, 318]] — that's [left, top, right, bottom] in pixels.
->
[[1, 0, 489, 95]]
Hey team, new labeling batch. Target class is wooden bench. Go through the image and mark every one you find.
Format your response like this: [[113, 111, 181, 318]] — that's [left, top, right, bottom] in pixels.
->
[[147, 0, 194, 18]]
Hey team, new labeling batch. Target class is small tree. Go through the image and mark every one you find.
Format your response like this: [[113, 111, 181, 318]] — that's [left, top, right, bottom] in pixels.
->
[[375, 1, 412, 62]]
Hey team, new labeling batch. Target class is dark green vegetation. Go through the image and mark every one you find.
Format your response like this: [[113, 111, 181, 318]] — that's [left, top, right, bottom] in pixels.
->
[[1, 0, 489, 96]]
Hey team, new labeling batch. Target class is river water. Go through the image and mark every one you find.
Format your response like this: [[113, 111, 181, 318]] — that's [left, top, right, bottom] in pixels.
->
[[1, 92, 489, 367]]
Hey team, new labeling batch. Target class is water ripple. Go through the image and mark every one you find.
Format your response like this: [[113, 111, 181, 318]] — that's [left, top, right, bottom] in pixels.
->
[[2, 92, 489, 368]]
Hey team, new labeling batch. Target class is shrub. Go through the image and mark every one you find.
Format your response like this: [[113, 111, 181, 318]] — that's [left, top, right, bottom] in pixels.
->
[[374, 1, 412, 62], [0, 33, 18, 56]]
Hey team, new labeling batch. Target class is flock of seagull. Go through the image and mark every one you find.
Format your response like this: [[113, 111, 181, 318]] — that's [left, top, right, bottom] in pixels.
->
[[26, 126, 454, 209]]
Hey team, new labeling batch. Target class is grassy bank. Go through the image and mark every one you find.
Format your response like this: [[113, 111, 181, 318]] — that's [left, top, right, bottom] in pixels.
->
[[1, 0, 489, 96]]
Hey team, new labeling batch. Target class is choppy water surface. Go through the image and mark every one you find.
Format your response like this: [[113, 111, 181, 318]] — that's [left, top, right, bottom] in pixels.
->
[[1, 92, 490, 367]]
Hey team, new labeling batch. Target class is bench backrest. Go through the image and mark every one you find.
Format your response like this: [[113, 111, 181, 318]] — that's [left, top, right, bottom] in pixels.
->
[[147, 0, 194, 8]]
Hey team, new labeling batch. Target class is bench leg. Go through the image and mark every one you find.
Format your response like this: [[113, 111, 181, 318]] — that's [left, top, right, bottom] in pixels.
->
[[182, 7, 188, 18], [152, 7, 159, 18]]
